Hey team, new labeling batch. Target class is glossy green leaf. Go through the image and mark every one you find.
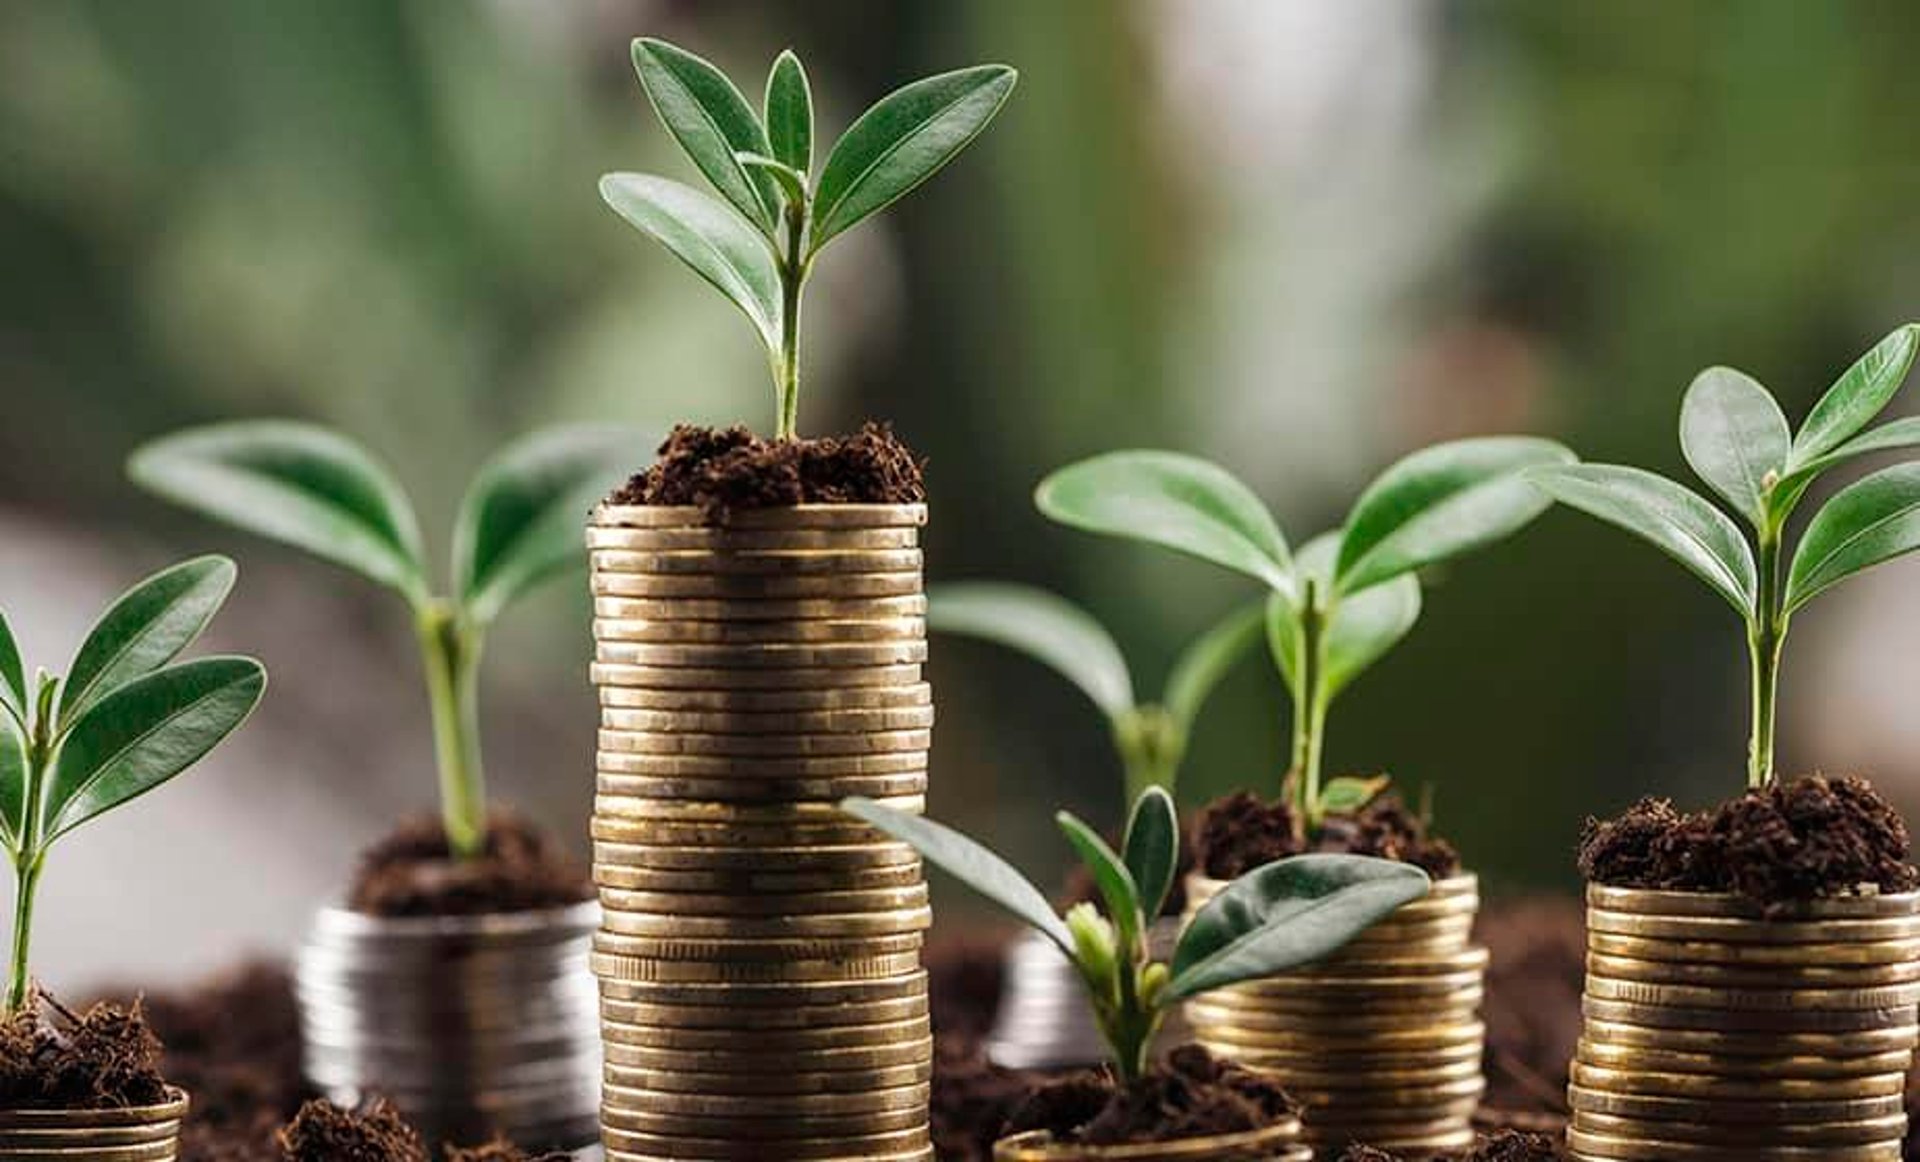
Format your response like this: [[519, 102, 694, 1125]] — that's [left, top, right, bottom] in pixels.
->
[[1529, 464, 1757, 618], [1121, 785, 1179, 922], [1267, 535, 1421, 700], [928, 583, 1133, 721], [1679, 367, 1790, 526], [1036, 451, 1295, 600], [810, 65, 1017, 252], [600, 174, 783, 351], [1336, 437, 1573, 596], [128, 422, 428, 604], [1161, 601, 1263, 731], [0, 717, 25, 850], [46, 656, 266, 841], [1785, 463, 1920, 613], [1769, 417, 1920, 523], [764, 50, 813, 175], [454, 425, 637, 624], [0, 609, 24, 727], [1319, 774, 1392, 817], [736, 152, 807, 208], [58, 556, 236, 729], [1790, 324, 1920, 468], [1058, 811, 1142, 950], [841, 796, 1072, 955], [1165, 854, 1430, 1001], [630, 38, 779, 232]]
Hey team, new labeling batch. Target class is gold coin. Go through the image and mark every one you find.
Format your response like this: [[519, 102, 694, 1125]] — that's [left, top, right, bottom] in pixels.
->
[[590, 807, 896, 847], [601, 1079, 929, 1117], [1574, 1108, 1906, 1148], [594, 503, 928, 530], [1179, 1017, 1485, 1050], [1221, 1040, 1482, 1072], [1284, 1075, 1485, 1111], [1582, 995, 1915, 1034], [593, 571, 922, 600], [595, 747, 926, 777], [599, 1123, 930, 1159], [601, 1103, 926, 1139], [591, 547, 923, 575], [602, 703, 935, 735], [1281, 946, 1490, 980], [596, 616, 925, 646], [587, 932, 922, 963], [590, 661, 924, 691], [1189, 1003, 1481, 1036], [1566, 1125, 1900, 1161], [1588, 884, 1920, 920], [1586, 930, 1920, 967], [594, 771, 927, 802], [598, 905, 932, 940], [1219, 1056, 1481, 1090], [1577, 1016, 1918, 1058], [599, 972, 925, 1005], [1303, 1125, 1475, 1154], [1586, 907, 1920, 944], [595, 862, 924, 893], [595, 641, 930, 671], [590, 840, 918, 872], [594, 795, 922, 824], [1569, 1059, 1906, 1101], [591, 948, 923, 984], [1567, 1083, 1906, 1125], [1575, 1037, 1910, 1079], [598, 884, 928, 918], [604, 1062, 929, 1097], [600, 996, 929, 1033], [1584, 976, 1920, 1012], [1337, 914, 1476, 945], [587, 526, 921, 552], [1587, 952, 1920, 989], [1218, 966, 1483, 1001], [596, 726, 932, 756], [1193, 984, 1484, 1016], [601, 1037, 932, 1076], [593, 593, 928, 623], [600, 682, 930, 712], [604, 1146, 933, 1162]]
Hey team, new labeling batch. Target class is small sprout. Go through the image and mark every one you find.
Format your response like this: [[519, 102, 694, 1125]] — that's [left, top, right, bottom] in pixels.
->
[[127, 422, 637, 859], [602, 41, 1016, 440], [927, 583, 1263, 809], [1530, 324, 1920, 789], [1033, 438, 1572, 830], [0, 558, 267, 1012], [843, 787, 1429, 1081]]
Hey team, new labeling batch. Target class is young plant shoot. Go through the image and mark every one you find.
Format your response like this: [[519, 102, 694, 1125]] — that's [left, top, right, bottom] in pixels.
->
[[0, 557, 266, 1011], [602, 40, 1015, 439], [1035, 439, 1573, 833], [844, 788, 1428, 1081], [928, 583, 1263, 807], [1531, 324, 1920, 789], [127, 422, 633, 859]]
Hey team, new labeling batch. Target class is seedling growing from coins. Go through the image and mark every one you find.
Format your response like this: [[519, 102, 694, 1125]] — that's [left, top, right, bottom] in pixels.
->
[[128, 422, 632, 858], [602, 39, 1015, 439], [0, 557, 266, 1010], [929, 584, 1263, 807], [1531, 324, 1920, 789], [844, 788, 1429, 1079]]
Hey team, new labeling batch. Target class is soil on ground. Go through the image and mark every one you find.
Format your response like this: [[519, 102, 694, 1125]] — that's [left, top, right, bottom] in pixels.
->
[[445, 1138, 573, 1162], [1002, 1045, 1296, 1147], [1578, 774, 1920, 905], [1336, 1130, 1564, 1160], [608, 423, 926, 519], [277, 1098, 426, 1162], [1196, 788, 1462, 881], [1476, 898, 1583, 1127], [348, 811, 592, 917], [0, 993, 171, 1111]]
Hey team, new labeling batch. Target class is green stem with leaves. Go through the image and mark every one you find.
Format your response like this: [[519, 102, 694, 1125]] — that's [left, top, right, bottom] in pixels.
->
[[774, 201, 808, 440], [418, 602, 487, 859], [1747, 524, 1787, 790], [1291, 582, 1329, 826], [7, 674, 59, 1013], [1114, 707, 1181, 812]]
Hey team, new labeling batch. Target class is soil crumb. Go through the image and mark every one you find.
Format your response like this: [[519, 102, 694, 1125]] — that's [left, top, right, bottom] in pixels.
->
[[1335, 1130, 1564, 1160], [0, 993, 170, 1111], [278, 1098, 426, 1162], [445, 1137, 572, 1162], [932, 1039, 1045, 1162], [1003, 1044, 1295, 1147], [349, 811, 592, 917], [1578, 774, 1920, 905], [1196, 788, 1462, 881], [608, 423, 926, 520]]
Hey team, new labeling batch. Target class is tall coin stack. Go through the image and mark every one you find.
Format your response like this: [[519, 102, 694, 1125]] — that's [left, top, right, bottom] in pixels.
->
[[586, 503, 935, 1162], [1569, 884, 1920, 1162], [1184, 872, 1486, 1155]]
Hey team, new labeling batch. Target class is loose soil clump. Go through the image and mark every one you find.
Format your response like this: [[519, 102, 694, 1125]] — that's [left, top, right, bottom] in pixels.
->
[[445, 1137, 572, 1162], [1002, 1045, 1296, 1147], [1196, 789, 1462, 881], [348, 812, 592, 917], [0, 994, 170, 1111], [277, 1098, 426, 1162], [1578, 774, 1919, 906], [609, 423, 926, 520], [1335, 1130, 1564, 1160]]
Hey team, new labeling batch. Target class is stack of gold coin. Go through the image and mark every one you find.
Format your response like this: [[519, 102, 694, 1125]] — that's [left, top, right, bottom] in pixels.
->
[[586, 503, 936, 1162], [1183, 872, 1485, 1155], [1568, 884, 1920, 1161]]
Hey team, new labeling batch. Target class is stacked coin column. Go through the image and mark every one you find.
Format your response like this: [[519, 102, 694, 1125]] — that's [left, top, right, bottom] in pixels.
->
[[586, 503, 935, 1162], [1569, 884, 1920, 1162], [1184, 872, 1486, 1156]]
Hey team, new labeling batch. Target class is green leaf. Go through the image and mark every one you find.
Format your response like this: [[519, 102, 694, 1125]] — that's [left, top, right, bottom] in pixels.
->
[[1057, 811, 1142, 951], [810, 65, 1017, 253], [736, 152, 808, 208], [1769, 416, 1920, 524], [0, 609, 24, 727], [927, 583, 1133, 721], [600, 173, 783, 352], [1679, 367, 1790, 527], [1336, 437, 1574, 596], [630, 38, 780, 232], [1036, 451, 1295, 601], [1785, 463, 1920, 613], [1165, 854, 1430, 1002], [58, 556, 237, 729], [1161, 601, 1263, 731], [1791, 324, 1920, 468], [1319, 774, 1391, 817], [1267, 535, 1421, 700], [1528, 464, 1757, 618], [46, 656, 266, 841], [841, 796, 1072, 955], [454, 425, 637, 625], [128, 422, 429, 605], [764, 50, 813, 175], [1121, 786, 1179, 922], [0, 718, 25, 851]]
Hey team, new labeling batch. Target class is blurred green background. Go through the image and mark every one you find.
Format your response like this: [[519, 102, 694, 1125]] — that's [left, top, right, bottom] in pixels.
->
[[5, 0, 1920, 979]]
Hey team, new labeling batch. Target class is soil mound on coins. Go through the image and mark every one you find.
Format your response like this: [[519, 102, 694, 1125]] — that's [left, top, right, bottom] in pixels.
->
[[609, 423, 926, 519], [1196, 789, 1462, 881], [1002, 1044, 1296, 1146], [278, 1098, 426, 1161], [1336, 1129, 1565, 1159], [348, 811, 592, 917], [1578, 774, 1920, 905], [0, 994, 170, 1110]]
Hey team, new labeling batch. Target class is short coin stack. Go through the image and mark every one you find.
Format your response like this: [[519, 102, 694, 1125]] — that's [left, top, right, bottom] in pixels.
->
[[587, 503, 935, 1162], [1184, 872, 1486, 1155], [1569, 884, 1920, 1162], [0, 1090, 188, 1161]]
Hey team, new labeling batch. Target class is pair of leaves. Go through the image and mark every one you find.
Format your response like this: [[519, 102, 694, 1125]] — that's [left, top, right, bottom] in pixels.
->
[[1267, 534, 1422, 704], [1054, 787, 1182, 956]]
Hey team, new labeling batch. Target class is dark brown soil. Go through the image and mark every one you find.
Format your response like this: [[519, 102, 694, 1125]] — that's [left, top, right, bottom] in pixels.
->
[[1476, 898, 1583, 1124], [0, 993, 171, 1111], [1336, 1130, 1564, 1160], [277, 1098, 426, 1162], [1196, 789, 1462, 881], [608, 423, 926, 520], [348, 812, 592, 917], [1578, 774, 1920, 906], [444, 1138, 572, 1162], [1003, 1044, 1296, 1147]]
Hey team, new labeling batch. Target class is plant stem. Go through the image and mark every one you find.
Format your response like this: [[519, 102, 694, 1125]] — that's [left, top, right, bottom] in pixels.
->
[[6, 855, 41, 1013], [418, 601, 487, 859], [1747, 527, 1786, 790], [774, 202, 806, 440], [6, 675, 56, 1014], [1291, 582, 1328, 825], [1116, 707, 1181, 813]]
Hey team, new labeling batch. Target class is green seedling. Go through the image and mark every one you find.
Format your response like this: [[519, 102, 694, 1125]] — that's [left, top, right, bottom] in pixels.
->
[[844, 788, 1427, 1081], [0, 557, 266, 1011], [602, 39, 1016, 439], [1035, 439, 1573, 832], [928, 583, 1262, 808], [1530, 324, 1920, 789], [127, 422, 634, 859]]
